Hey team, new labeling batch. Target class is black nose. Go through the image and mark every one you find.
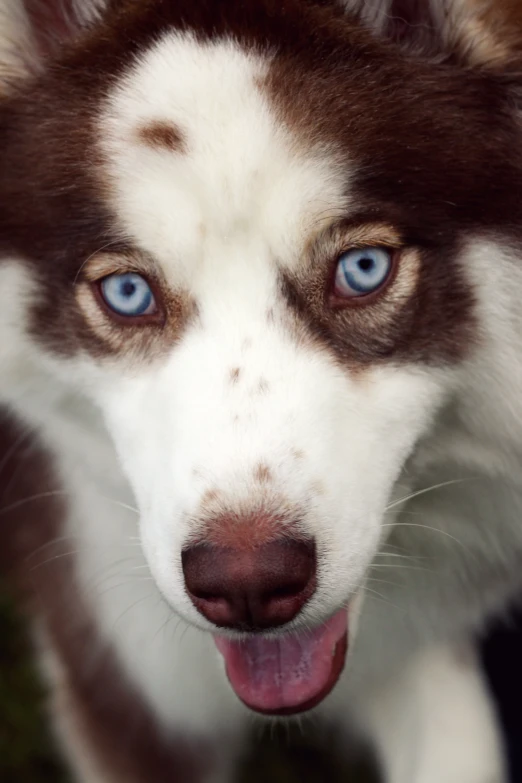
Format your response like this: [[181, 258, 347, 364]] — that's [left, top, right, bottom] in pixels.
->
[[182, 538, 316, 632]]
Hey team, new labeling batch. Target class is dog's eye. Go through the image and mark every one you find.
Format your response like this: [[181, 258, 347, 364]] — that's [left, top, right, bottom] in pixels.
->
[[100, 273, 156, 317], [333, 247, 393, 299]]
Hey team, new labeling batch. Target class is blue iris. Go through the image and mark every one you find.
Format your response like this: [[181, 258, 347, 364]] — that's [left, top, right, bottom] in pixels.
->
[[100, 273, 155, 316], [335, 247, 392, 296]]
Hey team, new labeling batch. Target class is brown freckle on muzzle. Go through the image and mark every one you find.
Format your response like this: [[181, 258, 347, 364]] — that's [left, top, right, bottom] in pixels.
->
[[229, 367, 242, 384], [254, 463, 273, 484], [137, 121, 185, 152], [254, 378, 269, 395], [200, 487, 222, 511]]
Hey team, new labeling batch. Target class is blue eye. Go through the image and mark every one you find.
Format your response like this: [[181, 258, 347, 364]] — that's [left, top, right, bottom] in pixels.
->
[[100, 273, 156, 317], [334, 247, 393, 298]]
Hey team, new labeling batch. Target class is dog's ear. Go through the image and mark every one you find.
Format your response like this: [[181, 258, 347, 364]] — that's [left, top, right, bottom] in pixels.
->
[[0, 0, 111, 87], [344, 0, 522, 69]]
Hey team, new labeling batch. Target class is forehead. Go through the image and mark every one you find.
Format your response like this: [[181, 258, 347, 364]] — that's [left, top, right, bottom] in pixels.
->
[[2, 0, 521, 277], [100, 33, 348, 279]]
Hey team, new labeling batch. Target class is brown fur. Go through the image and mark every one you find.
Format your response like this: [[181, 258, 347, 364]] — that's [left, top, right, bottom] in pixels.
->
[[1, 0, 522, 368], [137, 120, 185, 152], [2, 1, 522, 779], [0, 414, 215, 781]]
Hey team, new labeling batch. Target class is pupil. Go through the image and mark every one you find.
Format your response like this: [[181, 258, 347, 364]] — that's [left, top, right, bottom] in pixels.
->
[[121, 280, 137, 298], [358, 257, 374, 272]]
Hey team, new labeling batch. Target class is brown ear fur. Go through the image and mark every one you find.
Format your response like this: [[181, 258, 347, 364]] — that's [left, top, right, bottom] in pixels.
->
[[343, 0, 522, 69], [0, 0, 110, 88]]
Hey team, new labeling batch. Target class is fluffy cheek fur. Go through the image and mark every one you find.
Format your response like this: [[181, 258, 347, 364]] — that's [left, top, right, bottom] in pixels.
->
[[97, 317, 449, 632]]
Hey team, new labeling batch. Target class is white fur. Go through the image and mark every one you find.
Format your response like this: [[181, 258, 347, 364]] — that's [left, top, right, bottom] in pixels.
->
[[95, 35, 448, 640], [362, 643, 505, 783], [1, 30, 519, 783], [101, 34, 348, 280]]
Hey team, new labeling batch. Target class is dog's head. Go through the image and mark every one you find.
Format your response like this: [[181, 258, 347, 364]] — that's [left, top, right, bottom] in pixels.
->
[[2, 0, 522, 714]]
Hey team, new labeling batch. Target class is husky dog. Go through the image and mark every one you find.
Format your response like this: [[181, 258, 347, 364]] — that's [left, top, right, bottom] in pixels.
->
[[1, 1, 522, 781]]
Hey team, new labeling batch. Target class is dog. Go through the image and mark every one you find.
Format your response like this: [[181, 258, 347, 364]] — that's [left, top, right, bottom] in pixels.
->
[[2, 1, 522, 780]]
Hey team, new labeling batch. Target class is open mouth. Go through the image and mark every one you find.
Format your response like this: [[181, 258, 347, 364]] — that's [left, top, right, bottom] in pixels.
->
[[214, 608, 348, 715]]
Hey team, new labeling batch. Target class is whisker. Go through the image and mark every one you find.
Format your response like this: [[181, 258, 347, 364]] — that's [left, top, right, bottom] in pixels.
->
[[381, 521, 474, 558], [370, 562, 430, 573], [153, 610, 179, 646], [361, 585, 405, 614], [385, 478, 473, 511], [0, 489, 68, 516], [373, 551, 425, 560], [25, 535, 78, 562], [0, 428, 33, 485], [25, 536, 142, 564], [99, 495, 139, 515], [366, 576, 400, 589], [87, 576, 155, 601], [28, 549, 81, 572], [112, 593, 155, 632]]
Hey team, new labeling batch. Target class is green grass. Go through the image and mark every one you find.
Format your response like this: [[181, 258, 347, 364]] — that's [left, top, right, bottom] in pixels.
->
[[0, 591, 68, 783], [0, 587, 378, 782]]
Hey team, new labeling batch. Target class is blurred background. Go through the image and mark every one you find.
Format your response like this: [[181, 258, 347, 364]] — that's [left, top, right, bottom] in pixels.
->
[[1, 584, 522, 783]]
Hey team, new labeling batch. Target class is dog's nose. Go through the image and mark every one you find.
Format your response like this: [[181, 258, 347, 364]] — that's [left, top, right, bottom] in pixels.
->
[[182, 538, 316, 631]]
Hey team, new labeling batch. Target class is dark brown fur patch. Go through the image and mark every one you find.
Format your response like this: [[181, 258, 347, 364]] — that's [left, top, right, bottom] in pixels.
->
[[137, 121, 185, 152], [0, 415, 214, 782], [2, 0, 522, 368]]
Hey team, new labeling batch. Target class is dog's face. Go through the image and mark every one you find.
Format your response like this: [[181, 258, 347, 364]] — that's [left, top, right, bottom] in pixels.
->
[[2, 0, 522, 714]]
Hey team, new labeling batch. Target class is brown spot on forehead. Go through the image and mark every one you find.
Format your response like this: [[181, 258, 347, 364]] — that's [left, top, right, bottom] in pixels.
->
[[2, 0, 522, 367], [137, 121, 185, 152]]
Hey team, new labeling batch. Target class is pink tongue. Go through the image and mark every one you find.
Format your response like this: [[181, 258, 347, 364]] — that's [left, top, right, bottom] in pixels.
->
[[214, 609, 348, 715]]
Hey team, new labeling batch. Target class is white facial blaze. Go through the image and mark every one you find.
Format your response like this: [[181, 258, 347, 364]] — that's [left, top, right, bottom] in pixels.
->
[[94, 33, 447, 631], [100, 33, 347, 281]]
